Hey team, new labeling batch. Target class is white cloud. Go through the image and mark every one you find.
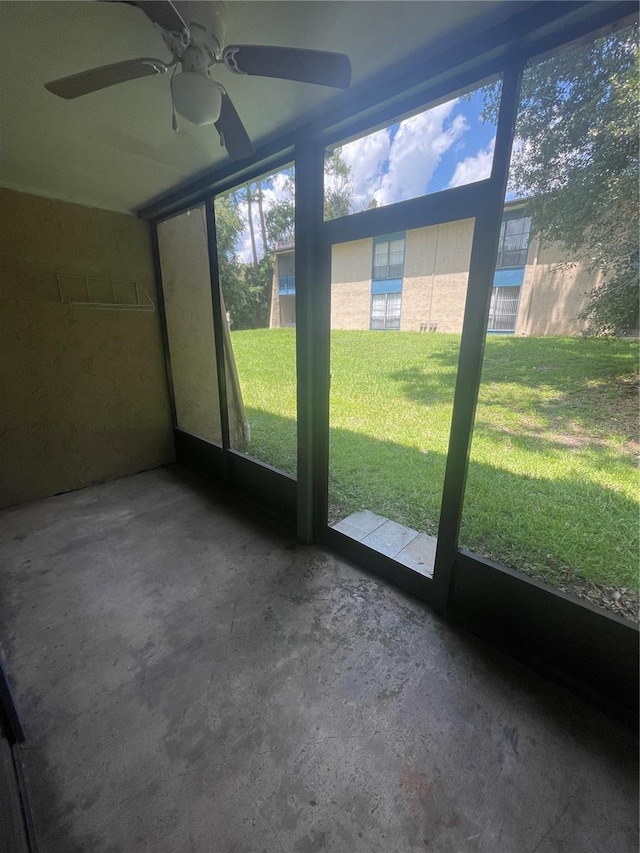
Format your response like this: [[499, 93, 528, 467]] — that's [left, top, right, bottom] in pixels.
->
[[260, 171, 292, 210], [333, 97, 469, 210], [377, 101, 467, 205], [448, 136, 495, 188], [335, 128, 391, 211]]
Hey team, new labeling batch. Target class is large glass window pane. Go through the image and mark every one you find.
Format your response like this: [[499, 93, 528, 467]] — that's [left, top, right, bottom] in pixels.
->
[[497, 217, 532, 268], [373, 233, 406, 280], [214, 167, 297, 476], [324, 79, 501, 219], [329, 218, 475, 576], [460, 25, 639, 621]]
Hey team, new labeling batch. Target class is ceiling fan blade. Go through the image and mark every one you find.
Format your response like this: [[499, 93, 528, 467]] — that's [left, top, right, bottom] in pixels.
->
[[45, 58, 168, 99], [215, 93, 255, 161], [223, 45, 351, 89], [116, 1, 189, 34]]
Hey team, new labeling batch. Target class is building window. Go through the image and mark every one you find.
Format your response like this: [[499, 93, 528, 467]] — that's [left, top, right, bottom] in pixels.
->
[[371, 292, 402, 330], [278, 251, 295, 294], [487, 285, 522, 332], [495, 216, 531, 268], [373, 234, 405, 279]]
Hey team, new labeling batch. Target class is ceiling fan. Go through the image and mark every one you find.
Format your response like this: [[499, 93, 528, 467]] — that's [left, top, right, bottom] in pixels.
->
[[44, 0, 352, 161]]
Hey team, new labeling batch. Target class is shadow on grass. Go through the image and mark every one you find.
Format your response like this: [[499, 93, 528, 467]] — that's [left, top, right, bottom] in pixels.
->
[[387, 363, 458, 407], [242, 408, 638, 592], [387, 335, 639, 448]]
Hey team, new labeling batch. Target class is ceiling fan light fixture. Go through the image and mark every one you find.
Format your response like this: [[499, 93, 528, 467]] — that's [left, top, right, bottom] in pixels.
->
[[172, 70, 222, 126]]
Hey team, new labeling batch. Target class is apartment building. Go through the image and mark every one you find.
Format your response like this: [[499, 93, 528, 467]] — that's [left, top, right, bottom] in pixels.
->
[[270, 200, 601, 335]]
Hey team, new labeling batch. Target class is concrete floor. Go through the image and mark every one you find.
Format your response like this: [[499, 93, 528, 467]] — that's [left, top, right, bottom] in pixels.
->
[[0, 466, 637, 853]]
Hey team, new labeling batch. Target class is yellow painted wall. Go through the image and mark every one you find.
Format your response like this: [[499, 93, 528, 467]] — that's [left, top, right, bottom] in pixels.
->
[[0, 188, 174, 509]]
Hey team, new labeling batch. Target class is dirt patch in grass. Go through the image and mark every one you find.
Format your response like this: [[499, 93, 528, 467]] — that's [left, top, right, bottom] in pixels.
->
[[581, 371, 640, 450], [461, 543, 638, 622], [512, 370, 640, 456]]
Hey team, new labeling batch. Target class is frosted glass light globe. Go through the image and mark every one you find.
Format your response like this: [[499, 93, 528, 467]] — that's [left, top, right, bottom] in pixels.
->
[[172, 71, 222, 126]]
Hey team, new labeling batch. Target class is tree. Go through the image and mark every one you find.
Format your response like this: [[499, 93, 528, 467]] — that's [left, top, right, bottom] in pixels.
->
[[214, 191, 244, 301], [241, 258, 272, 328], [256, 180, 269, 258], [245, 183, 258, 269], [215, 192, 266, 330], [324, 149, 354, 219], [220, 156, 355, 329], [480, 26, 639, 335], [264, 152, 355, 246], [264, 168, 295, 247]]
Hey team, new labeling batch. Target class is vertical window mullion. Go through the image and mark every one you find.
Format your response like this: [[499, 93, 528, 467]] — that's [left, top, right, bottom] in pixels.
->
[[432, 61, 525, 610], [205, 201, 231, 455], [296, 139, 329, 542]]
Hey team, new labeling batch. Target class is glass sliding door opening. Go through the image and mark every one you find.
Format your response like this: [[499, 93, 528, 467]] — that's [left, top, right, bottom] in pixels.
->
[[328, 219, 475, 577], [321, 75, 506, 577]]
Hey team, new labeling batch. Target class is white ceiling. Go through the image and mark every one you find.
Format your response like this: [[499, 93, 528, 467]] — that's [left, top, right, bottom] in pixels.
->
[[1, 1, 526, 214]]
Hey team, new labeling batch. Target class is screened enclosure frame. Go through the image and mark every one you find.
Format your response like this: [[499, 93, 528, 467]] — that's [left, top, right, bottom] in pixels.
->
[[147, 1, 639, 723], [314, 61, 523, 611]]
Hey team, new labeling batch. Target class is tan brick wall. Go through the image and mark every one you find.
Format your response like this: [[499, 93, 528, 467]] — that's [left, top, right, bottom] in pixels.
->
[[279, 295, 296, 325], [330, 238, 372, 330], [516, 239, 600, 336], [402, 219, 474, 333], [270, 253, 297, 328], [511, 238, 538, 336], [279, 218, 600, 337]]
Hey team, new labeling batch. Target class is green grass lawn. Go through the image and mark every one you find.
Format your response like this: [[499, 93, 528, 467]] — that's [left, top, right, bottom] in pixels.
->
[[230, 328, 639, 590]]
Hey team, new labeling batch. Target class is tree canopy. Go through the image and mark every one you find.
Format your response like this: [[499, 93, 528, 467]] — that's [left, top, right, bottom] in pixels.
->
[[264, 168, 295, 247], [482, 25, 639, 335], [215, 192, 270, 329], [324, 150, 354, 220], [263, 152, 354, 247], [217, 153, 354, 329]]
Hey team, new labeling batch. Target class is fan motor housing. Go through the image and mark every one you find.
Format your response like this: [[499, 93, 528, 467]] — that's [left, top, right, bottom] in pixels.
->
[[180, 44, 211, 74]]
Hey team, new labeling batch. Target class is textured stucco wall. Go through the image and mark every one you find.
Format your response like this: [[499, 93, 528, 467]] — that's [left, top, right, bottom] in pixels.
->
[[0, 188, 174, 509]]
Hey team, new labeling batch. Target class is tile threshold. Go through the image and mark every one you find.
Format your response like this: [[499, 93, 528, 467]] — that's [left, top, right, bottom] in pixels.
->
[[331, 510, 435, 578]]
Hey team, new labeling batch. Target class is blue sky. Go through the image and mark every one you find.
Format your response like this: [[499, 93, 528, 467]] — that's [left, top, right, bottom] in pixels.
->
[[429, 89, 498, 192], [328, 86, 501, 214]]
